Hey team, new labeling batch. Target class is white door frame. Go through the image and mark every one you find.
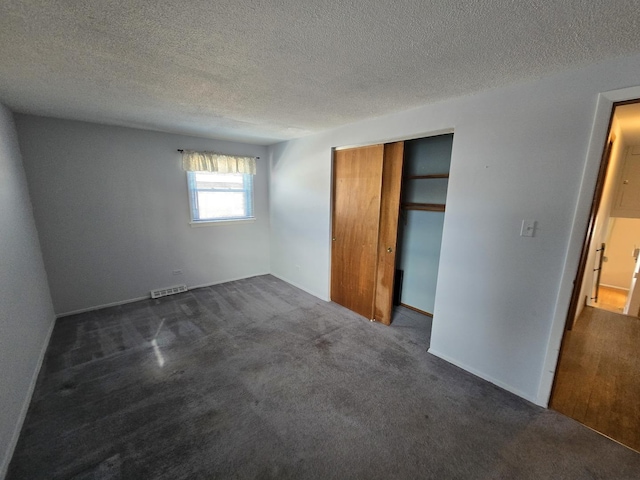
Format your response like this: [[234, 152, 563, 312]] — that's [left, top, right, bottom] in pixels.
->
[[624, 253, 640, 315], [537, 85, 640, 406]]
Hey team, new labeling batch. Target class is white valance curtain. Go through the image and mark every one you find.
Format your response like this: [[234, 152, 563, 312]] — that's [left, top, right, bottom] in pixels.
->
[[181, 150, 256, 175]]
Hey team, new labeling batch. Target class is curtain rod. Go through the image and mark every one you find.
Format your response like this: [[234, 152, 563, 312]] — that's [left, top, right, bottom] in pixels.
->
[[177, 149, 260, 159]]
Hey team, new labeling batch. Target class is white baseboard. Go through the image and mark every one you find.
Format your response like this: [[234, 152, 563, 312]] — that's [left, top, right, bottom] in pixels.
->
[[189, 272, 270, 291], [0, 316, 55, 479], [57, 295, 150, 318], [56, 273, 273, 318], [269, 273, 330, 302], [427, 348, 541, 406]]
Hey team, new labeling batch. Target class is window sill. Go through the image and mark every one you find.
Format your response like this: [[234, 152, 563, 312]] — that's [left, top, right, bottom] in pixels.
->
[[190, 218, 256, 227]]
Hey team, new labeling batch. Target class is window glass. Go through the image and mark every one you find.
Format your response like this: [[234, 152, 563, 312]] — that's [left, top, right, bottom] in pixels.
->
[[187, 171, 254, 222]]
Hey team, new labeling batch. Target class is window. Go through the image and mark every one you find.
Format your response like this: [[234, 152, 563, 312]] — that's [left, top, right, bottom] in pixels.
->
[[187, 171, 254, 224]]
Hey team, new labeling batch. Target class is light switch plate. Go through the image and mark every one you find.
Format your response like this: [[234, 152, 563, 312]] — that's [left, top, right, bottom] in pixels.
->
[[521, 219, 536, 237]]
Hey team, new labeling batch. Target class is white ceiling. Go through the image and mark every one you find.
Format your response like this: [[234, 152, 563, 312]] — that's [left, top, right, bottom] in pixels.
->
[[1, 1, 640, 145]]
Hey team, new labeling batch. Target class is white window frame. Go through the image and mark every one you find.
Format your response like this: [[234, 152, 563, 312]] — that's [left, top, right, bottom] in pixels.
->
[[187, 171, 255, 226]]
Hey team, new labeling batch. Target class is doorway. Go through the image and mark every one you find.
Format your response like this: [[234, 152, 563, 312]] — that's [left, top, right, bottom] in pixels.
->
[[597, 216, 640, 314], [550, 100, 640, 452]]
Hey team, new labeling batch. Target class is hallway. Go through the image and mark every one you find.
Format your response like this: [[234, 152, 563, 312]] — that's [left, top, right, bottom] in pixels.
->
[[595, 286, 627, 314], [551, 306, 640, 452]]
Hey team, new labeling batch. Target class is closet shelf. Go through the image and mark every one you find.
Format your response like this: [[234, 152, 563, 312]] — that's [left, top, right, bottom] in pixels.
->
[[402, 203, 446, 212], [405, 174, 449, 180]]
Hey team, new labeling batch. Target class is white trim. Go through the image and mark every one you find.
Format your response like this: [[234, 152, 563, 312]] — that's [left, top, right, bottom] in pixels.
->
[[56, 295, 150, 318], [186, 170, 255, 226], [189, 217, 256, 227], [428, 348, 539, 406], [0, 316, 55, 479], [188, 273, 270, 291], [334, 128, 455, 151], [269, 272, 331, 302], [538, 84, 640, 407], [599, 283, 630, 291], [56, 273, 271, 318]]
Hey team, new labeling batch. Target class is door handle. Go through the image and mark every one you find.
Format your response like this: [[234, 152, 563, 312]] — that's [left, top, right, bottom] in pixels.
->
[[387, 247, 393, 253]]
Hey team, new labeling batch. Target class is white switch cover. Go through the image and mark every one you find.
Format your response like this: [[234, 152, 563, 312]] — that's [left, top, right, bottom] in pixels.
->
[[521, 219, 536, 237]]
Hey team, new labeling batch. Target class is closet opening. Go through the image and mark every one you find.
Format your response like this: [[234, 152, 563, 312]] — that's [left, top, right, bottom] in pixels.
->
[[392, 133, 453, 341], [330, 132, 453, 344]]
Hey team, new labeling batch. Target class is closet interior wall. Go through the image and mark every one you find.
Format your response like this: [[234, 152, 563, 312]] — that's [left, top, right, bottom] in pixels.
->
[[397, 134, 453, 316]]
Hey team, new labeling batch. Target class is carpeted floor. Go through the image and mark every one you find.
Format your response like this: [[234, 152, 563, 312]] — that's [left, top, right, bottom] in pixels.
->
[[8, 275, 640, 479]]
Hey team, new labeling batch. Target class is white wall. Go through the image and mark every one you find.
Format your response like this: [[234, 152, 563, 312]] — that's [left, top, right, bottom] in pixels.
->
[[269, 52, 640, 405], [15, 116, 269, 315], [0, 105, 55, 478], [600, 217, 640, 289]]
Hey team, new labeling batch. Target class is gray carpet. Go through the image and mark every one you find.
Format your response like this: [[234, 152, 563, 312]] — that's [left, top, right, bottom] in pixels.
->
[[8, 275, 640, 479]]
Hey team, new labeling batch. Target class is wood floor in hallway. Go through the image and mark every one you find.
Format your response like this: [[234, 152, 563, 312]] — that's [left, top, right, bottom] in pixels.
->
[[594, 285, 628, 314], [551, 306, 640, 452]]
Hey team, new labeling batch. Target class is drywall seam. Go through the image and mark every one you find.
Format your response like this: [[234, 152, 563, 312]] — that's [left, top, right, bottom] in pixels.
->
[[428, 348, 539, 406], [269, 273, 331, 302], [0, 316, 55, 480]]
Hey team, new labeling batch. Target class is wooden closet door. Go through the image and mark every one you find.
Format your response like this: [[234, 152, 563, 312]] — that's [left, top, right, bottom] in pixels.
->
[[331, 145, 384, 319], [374, 142, 404, 325]]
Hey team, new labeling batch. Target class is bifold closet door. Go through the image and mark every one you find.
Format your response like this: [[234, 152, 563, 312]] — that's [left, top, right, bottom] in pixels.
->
[[331, 144, 384, 319]]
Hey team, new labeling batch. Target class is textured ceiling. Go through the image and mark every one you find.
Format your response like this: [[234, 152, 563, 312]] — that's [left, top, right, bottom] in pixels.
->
[[1, 1, 640, 144]]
